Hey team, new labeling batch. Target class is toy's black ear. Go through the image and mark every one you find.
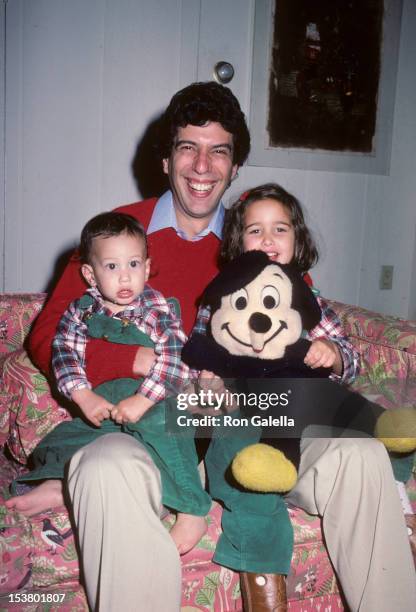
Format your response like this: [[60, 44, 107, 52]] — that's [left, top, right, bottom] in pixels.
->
[[280, 264, 321, 331], [203, 250, 270, 313]]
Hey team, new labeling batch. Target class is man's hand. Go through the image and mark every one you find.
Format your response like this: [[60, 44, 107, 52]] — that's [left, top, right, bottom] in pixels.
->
[[71, 387, 114, 427], [111, 394, 154, 424], [304, 339, 342, 375], [132, 346, 157, 377]]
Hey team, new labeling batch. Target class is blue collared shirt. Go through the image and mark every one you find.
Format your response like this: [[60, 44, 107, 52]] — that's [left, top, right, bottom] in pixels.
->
[[147, 190, 225, 241]]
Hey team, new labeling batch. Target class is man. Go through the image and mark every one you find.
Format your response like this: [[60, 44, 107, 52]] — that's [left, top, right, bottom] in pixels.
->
[[8, 82, 416, 612]]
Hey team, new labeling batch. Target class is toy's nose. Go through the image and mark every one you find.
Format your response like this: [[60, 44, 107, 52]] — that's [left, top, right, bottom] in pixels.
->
[[249, 312, 272, 333]]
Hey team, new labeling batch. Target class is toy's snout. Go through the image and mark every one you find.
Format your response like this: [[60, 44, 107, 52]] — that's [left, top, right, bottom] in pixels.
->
[[249, 312, 272, 334]]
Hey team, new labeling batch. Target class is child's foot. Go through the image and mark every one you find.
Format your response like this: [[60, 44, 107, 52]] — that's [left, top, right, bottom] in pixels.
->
[[170, 513, 207, 555], [4, 480, 64, 516]]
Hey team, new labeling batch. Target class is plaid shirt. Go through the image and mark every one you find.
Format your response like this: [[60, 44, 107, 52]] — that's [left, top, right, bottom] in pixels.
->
[[52, 286, 191, 404], [193, 296, 359, 386]]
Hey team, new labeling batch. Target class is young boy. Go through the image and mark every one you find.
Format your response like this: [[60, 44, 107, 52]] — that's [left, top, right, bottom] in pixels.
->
[[16, 211, 211, 554]]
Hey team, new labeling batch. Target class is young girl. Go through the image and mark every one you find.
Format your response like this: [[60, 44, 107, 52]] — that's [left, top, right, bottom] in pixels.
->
[[196, 182, 358, 383], [195, 183, 415, 610]]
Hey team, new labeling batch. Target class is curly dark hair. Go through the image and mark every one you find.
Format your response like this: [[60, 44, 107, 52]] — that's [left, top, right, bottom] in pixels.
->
[[157, 81, 250, 166], [220, 183, 319, 272], [79, 212, 148, 263]]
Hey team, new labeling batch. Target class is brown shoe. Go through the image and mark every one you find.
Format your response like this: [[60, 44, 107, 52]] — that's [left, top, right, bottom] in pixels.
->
[[405, 514, 416, 568], [240, 572, 287, 612]]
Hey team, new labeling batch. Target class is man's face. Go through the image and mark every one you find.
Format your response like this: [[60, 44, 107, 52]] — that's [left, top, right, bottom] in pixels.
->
[[163, 122, 238, 223]]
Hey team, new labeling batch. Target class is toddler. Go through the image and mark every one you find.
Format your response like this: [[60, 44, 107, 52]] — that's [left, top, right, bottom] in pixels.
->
[[10, 212, 210, 554]]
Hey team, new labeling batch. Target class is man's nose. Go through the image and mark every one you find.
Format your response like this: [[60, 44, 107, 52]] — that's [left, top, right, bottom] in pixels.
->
[[193, 149, 211, 174]]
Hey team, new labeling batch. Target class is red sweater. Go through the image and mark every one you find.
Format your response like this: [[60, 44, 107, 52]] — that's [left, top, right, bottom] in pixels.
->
[[28, 198, 221, 385]]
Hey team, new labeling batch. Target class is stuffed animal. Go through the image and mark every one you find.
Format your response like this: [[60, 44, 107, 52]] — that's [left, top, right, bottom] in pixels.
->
[[182, 250, 416, 493]]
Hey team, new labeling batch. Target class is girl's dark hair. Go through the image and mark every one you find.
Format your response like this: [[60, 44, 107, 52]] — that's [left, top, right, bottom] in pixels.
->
[[79, 212, 148, 263], [157, 81, 250, 166], [220, 183, 319, 272]]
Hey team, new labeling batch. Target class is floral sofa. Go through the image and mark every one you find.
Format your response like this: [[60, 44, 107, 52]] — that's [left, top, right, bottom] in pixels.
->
[[0, 293, 415, 611]]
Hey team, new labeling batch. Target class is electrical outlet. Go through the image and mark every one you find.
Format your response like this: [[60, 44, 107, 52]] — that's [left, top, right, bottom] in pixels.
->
[[380, 265, 394, 290]]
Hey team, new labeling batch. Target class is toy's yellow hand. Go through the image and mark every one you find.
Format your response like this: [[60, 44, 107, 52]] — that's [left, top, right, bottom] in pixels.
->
[[375, 408, 416, 453]]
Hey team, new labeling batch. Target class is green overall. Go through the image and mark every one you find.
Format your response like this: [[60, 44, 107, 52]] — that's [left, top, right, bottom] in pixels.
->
[[205, 417, 294, 575], [15, 300, 211, 517]]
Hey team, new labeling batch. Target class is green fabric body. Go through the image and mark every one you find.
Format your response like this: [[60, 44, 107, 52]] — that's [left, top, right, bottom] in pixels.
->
[[205, 414, 293, 575], [15, 306, 210, 516], [389, 452, 414, 483]]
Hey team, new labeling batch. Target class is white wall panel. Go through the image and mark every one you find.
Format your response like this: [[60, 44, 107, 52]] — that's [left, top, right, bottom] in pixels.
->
[[3, 0, 416, 319], [4, 0, 185, 291]]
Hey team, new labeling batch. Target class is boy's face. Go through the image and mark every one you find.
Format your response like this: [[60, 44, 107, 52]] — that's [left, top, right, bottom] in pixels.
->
[[81, 232, 150, 313], [162, 122, 238, 224]]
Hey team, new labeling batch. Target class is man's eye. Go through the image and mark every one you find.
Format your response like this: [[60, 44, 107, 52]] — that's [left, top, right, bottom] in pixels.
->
[[213, 148, 228, 156]]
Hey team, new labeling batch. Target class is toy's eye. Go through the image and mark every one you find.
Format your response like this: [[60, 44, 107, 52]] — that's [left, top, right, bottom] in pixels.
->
[[261, 285, 280, 309], [230, 288, 248, 311]]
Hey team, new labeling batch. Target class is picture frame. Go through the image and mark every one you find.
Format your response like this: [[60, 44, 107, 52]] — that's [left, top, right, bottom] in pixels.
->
[[248, 0, 403, 174]]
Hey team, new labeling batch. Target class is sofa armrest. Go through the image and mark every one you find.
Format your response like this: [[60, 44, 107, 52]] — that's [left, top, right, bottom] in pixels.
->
[[327, 299, 416, 408], [327, 300, 416, 355], [0, 293, 47, 356], [1, 349, 71, 463]]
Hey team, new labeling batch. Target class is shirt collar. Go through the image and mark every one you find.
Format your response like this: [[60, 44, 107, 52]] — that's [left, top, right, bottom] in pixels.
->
[[147, 190, 224, 241]]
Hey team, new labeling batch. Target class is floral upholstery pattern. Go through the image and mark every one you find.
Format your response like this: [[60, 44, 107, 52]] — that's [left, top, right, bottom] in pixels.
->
[[1, 293, 415, 611]]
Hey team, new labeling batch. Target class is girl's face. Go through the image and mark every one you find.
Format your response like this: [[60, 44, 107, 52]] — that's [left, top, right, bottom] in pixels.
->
[[242, 198, 296, 264]]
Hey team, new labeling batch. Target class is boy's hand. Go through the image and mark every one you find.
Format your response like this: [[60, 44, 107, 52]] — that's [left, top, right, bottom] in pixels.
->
[[71, 387, 114, 427], [111, 394, 154, 424], [304, 339, 342, 375]]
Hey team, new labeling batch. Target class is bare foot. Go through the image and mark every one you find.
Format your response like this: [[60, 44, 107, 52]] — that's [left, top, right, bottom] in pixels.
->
[[170, 513, 207, 555], [5, 480, 64, 516]]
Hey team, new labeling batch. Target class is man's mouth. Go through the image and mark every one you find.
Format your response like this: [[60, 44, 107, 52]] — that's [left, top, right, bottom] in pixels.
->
[[221, 320, 288, 352], [187, 180, 215, 194]]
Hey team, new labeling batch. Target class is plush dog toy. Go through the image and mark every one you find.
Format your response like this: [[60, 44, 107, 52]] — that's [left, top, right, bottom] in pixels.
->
[[182, 250, 416, 493]]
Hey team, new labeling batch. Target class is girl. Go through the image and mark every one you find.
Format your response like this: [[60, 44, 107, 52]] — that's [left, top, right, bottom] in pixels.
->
[[195, 183, 414, 611], [196, 182, 358, 383]]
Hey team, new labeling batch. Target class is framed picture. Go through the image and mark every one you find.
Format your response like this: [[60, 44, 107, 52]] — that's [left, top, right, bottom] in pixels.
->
[[248, 0, 403, 174]]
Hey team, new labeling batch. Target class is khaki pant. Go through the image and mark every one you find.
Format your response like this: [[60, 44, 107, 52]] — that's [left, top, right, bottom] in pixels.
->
[[68, 432, 416, 612]]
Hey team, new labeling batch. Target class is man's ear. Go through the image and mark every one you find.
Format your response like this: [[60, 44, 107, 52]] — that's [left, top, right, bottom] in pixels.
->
[[162, 158, 169, 175], [81, 263, 96, 288], [145, 258, 151, 282], [231, 164, 239, 181]]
